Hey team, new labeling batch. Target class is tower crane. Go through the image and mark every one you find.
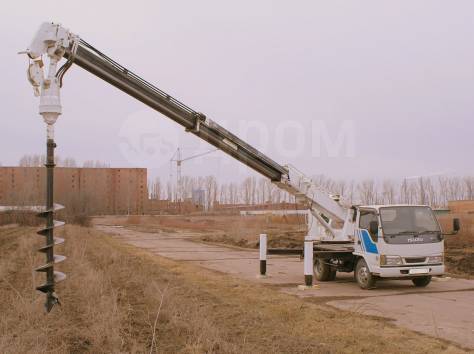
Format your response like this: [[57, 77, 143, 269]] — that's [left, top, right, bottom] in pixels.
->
[[170, 147, 219, 202]]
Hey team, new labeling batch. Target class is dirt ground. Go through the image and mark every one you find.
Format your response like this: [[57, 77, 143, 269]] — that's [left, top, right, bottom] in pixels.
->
[[439, 214, 474, 277], [113, 214, 474, 278], [0, 224, 467, 353], [121, 214, 308, 249], [444, 234, 474, 278]]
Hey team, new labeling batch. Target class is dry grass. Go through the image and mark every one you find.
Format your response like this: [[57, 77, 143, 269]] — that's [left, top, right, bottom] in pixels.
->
[[0, 225, 466, 353], [198, 215, 307, 249], [438, 214, 474, 277], [0, 211, 42, 227], [96, 214, 307, 249]]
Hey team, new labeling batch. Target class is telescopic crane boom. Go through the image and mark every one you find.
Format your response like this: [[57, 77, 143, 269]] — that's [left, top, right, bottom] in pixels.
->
[[23, 22, 352, 237]]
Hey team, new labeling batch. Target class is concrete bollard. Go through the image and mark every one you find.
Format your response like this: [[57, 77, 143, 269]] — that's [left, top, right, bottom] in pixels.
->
[[304, 239, 314, 286], [259, 233, 267, 276]]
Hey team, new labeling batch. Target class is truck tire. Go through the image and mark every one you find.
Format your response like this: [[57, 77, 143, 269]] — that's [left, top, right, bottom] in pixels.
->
[[355, 258, 376, 289], [412, 276, 432, 287], [314, 258, 336, 281]]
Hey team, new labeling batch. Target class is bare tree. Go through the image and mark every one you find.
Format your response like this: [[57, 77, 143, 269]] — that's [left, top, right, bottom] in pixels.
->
[[219, 183, 227, 204], [149, 177, 162, 200], [19, 154, 78, 167], [346, 180, 355, 204], [381, 180, 395, 204], [242, 177, 252, 204], [166, 180, 173, 201], [357, 179, 377, 205], [204, 175, 218, 209], [163, 173, 474, 208], [82, 160, 110, 168], [230, 182, 239, 204], [19, 154, 44, 167], [416, 177, 427, 205], [464, 176, 474, 200], [62, 157, 77, 167], [447, 177, 463, 201]]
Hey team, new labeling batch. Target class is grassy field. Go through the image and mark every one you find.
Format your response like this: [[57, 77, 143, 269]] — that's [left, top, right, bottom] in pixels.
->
[[0, 224, 466, 353]]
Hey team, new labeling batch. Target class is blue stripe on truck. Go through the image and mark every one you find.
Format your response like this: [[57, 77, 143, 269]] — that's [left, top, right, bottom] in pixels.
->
[[360, 229, 378, 254], [358, 230, 366, 252]]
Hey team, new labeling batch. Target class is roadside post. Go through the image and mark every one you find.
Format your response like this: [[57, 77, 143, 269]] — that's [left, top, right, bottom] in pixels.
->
[[259, 233, 267, 277], [297, 236, 318, 290], [304, 238, 313, 286]]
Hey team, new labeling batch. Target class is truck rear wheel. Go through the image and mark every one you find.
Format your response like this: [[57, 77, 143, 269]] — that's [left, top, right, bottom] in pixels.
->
[[412, 276, 432, 287], [355, 258, 376, 289], [314, 258, 336, 281]]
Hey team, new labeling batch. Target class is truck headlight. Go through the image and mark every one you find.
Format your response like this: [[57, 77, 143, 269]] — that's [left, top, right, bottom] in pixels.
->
[[380, 255, 403, 266], [427, 254, 443, 264]]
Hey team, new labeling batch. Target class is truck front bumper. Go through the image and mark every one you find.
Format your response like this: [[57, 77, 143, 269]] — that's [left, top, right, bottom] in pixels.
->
[[373, 264, 444, 278]]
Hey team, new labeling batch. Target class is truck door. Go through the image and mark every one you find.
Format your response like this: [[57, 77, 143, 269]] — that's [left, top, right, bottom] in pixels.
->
[[357, 209, 380, 270]]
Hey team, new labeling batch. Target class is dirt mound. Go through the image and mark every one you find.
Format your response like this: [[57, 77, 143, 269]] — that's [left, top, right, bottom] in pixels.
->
[[446, 251, 474, 277]]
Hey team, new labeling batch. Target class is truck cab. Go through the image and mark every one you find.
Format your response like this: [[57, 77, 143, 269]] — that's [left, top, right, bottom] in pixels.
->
[[353, 204, 447, 288]]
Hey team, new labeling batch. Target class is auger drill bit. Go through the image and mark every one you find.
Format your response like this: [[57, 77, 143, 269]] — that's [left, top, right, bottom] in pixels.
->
[[36, 140, 66, 312], [36, 214, 66, 311], [36, 139, 66, 312]]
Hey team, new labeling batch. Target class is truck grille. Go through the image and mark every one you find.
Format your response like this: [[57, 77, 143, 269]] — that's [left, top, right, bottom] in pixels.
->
[[404, 257, 426, 264]]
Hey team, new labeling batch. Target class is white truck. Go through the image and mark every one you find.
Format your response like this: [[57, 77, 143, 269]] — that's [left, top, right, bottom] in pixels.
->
[[276, 166, 459, 288], [23, 23, 460, 303], [308, 203, 456, 289]]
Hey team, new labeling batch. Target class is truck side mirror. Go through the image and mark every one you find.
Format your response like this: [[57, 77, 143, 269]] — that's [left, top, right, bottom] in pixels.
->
[[369, 220, 379, 236], [453, 218, 460, 233]]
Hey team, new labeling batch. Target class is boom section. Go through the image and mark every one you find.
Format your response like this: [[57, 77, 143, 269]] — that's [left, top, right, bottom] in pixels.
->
[[64, 40, 287, 182]]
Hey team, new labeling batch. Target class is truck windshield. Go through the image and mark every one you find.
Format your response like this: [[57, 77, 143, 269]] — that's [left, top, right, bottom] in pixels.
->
[[379, 206, 441, 244]]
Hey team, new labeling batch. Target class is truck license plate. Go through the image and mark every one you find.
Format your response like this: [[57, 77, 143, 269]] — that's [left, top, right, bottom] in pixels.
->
[[409, 268, 429, 275]]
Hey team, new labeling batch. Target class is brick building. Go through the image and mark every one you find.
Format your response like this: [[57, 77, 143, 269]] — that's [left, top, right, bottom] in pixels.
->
[[0, 167, 147, 215]]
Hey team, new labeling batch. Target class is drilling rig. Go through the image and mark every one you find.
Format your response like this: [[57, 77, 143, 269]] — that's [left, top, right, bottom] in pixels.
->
[[21, 23, 459, 310]]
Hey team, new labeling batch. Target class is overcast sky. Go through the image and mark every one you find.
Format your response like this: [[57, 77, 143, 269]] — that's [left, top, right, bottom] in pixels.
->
[[1, 1, 473, 182]]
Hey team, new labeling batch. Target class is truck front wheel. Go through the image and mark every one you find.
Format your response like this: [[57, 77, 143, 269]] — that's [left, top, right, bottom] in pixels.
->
[[355, 258, 376, 289], [412, 276, 432, 287], [314, 258, 336, 281]]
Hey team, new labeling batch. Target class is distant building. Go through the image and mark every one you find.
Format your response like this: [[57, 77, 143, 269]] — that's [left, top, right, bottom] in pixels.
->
[[0, 167, 147, 215], [448, 200, 474, 214]]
